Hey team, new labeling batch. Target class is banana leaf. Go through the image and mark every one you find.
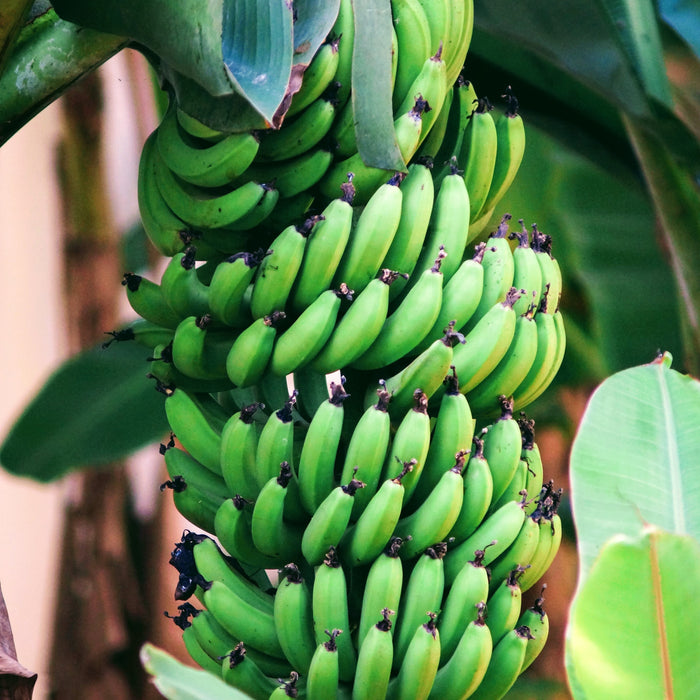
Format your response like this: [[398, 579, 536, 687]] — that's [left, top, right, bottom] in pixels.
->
[[140, 643, 251, 699], [566, 525, 700, 699]]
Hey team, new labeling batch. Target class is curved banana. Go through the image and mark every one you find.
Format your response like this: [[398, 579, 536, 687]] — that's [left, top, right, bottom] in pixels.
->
[[287, 39, 341, 117], [160, 247, 211, 320], [255, 394, 297, 492], [518, 588, 549, 672], [122, 273, 182, 329], [220, 402, 265, 501], [220, 642, 281, 699], [171, 314, 232, 381], [531, 223, 563, 314], [307, 631, 341, 699], [485, 567, 524, 646], [509, 221, 543, 316], [488, 516, 540, 593], [352, 608, 394, 700]]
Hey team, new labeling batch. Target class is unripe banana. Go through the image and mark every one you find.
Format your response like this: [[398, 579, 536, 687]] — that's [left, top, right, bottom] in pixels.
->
[[488, 515, 540, 594], [297, 382, 351, 514], [220, 402, 265, 501], [311, 269, 404, 373], [518, 416, 543, 516], [392, 543, 446, 669], [380, 389, 432, 502], [352, 248, 446, 369], [289, 181, 355, 312], [339, 385, 393, 518], [122, 273, 182, 329], [269, 286, 352, 377], [181, 622, 223, 675], [160, 247, 211, 320], [254, 393, 297, 491], [357, 537, 405, 648], [428, 604, 492, 700], [410, 367, 474, 505], [443, 0, 474, 86], [307, 630, 341, 699], [447, 435, 494, 544], [485, 567, 524, 646], [482, 396, 523, 505], [352, 608, 394, 700], [171, 314, 232, 381], [287, 39, 341, 117], [509, 221, 543, 316], [518, 587, 549, 672], [273, 563, 317, 675], [220, 642, 281, 699], [333, 177, 404, 293], [531, 223, 563, 314], [387, 612, 441, 700], [438, 549, 490, 663], [161, 470, 223, 534], [249, 217, 320, 320], [311, 548, 357, 682]]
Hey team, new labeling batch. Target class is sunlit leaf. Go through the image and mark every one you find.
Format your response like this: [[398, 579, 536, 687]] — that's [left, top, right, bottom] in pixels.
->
[[140, 643, 251, 699], [569, 352, 700, 582], [567, 525, 700, 699]]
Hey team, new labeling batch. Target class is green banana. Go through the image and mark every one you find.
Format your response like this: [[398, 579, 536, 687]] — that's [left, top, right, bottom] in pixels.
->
[[287, 39, 341, 117], [480, 87, 526, 216], [155, 154, 268, 230], [387, 612, 440, 700], [531, 223, 562, 314], [380, 321, 465, 419], [481, 396, 524, 504], [156, 103, 260, 188], [330, 0, 354, 105], [459, 97, 498, 223], [301, 477, 364, 566], [379, 161, 435, 299], [203, 580, 283, 658], [443, 0, 474, 85], [485, 567, 523, 646], [518, 416, 543, 516], [488, 455, 529, 515], [208, 250, 267, 327], [410, 366, 474, 505], [181, 622, 223, 675], [250, 217, 320, 319], [518, 588, 549, 672], [509, 221, 543, 316], [311, 269, 404, 373], [410, 241, 485, 355], [416, 0, 451, 57], [214, 495, 289, 570], [514, 308, 566, 410], [176, 107, 225, 141], [292, 364, 335, 422], [392, 451, 466, 560], [380, 389, 432, 503], [392, 542, 446, 669], [250, 462, 304, 560], [390, 0, 433, 110], [289, 181, 356, 313], [319, 103, 424, 205], [160, 247, 211, 320], [243, 146, 334, 199], [407, 162, 471, 287], [428, 604, 492, 700], [191, 535, 274, 614], [463, 214, 515, 332], [447, 435, 494, 544], [297, 381, 351, 514], [519, 499, 562, 592], [339, 385, 393, 518], [449, 287, 520, 395], [220, 642, 281, 700], [352, 609, 394, 700], [465, 305, 538, 417], [122, 273, 182, 329], [468, 624, 532, 700], [394, 48, 449, 148], [416, 82, 453, 160], [443, 499, 526, 586], [171, 314, 232, 381], [220, 402, 265, 501], [163, 388, 225, 474], [258, 92, 338, 162], [357, 537, 405, 648], [340, 462, 412, 567], [311, 548, 357, 682], [488, 516, 540, 593], [148, 342, 233, 394], [307, 631, 341, 699], [269, 286, 352, 377], [273, 563, 317, 675], [103, 319, 174, 351], [438, 549, 490, 663], [352, 248, 446, 369], [225, 311, 286, 388], [162, 442, 228, 504], [333, 177, 404, 293]]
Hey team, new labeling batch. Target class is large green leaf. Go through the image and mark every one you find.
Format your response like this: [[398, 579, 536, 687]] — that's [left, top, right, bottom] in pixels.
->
[[566, 525, 700, 699], [221, 0, 293, 126], [0, 7, 127, 146], [0, 340, 168, 482], [351, 0, 405, 172], [140, 643, 251, 699], [569, 352, 700, 583]]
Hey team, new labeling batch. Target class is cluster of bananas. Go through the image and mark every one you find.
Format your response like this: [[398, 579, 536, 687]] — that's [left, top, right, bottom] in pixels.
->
[[117, 0, 571, 697]]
